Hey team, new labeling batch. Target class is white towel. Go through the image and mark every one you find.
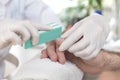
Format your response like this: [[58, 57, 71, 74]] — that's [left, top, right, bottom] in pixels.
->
[[9, 45, 84, 80]]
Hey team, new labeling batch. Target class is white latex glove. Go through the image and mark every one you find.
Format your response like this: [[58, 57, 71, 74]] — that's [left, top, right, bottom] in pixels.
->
[[59, 14, 110, 60], [0, 19, 51, 49]]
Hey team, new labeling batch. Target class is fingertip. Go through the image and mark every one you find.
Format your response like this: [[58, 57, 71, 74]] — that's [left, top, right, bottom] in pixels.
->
[[32, 40, 38, 46], [58, 46, 64, 51], [32, 37, 39, 46], [41, 53, 47, 58], [56, 49, 66, 64], [11, 32, 22, 45], [51, 56, 58, 62], [41, 50, 48, 58], [59, 58, 66, 64]]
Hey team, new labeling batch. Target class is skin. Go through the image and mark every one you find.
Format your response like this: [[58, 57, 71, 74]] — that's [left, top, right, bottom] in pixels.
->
[[41, 39, 66, 64], [98, 71, 120, 80], [41, 39, 120, 79], [41, 17, 120, 79], [64, 50, 120, 74]]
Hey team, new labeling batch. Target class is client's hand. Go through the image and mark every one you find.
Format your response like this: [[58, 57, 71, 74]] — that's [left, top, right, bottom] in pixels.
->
[[41, 39, 66, 64], [65, 50, 107, 74]]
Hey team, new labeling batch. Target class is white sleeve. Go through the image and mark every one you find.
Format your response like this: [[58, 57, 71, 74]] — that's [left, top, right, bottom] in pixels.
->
[[0, 46, 10, 62], [24, 0, 64, 30], [0, 46, 10, 79], [102, 28, 120, 53], [101, 17, 118, 53]]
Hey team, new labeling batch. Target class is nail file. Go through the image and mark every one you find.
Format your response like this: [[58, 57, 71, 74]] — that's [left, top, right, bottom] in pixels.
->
[[23, 23, 62, 49]]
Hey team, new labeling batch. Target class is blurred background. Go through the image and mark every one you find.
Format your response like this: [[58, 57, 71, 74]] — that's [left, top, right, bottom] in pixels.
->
[[43, 0, 120, 41]]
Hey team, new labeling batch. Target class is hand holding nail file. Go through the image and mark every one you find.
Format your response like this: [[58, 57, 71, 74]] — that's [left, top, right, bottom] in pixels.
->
[[23, 23, 62, 49]]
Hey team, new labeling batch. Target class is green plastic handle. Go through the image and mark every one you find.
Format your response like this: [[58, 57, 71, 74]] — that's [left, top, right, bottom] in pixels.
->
[[23, 23, 62, 49]]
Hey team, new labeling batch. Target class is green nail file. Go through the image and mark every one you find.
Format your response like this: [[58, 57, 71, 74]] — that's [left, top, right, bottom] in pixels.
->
[[23, 23, 62, 49]]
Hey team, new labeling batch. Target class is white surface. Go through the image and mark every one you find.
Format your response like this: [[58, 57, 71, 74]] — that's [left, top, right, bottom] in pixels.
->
[[12, 58, 83, 80], [103, 40, 120, 53], [8, 45, 83, 80]]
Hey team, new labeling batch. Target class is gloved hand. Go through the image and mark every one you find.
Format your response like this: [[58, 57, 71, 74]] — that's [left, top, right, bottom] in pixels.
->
[[0, 19, 51, 49], [59, 14, 110, 60]]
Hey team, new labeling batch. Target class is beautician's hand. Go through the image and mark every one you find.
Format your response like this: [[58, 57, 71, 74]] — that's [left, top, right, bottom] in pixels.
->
[[59, 14, 110, 60], [0, 19, 51, 49]]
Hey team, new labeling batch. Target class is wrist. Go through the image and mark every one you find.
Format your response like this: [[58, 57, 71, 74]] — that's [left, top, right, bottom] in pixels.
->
[[102, 50, 120, 71], [101, 50, 111, 70]]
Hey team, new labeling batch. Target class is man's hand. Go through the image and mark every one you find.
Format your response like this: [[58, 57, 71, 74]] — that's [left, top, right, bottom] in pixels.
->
[[41, 40, 105, 74], [65, 50, 120, 74]]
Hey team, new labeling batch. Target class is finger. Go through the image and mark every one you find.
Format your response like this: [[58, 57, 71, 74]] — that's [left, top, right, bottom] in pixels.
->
[[0, 31, 22, 48], [83, 49, 100, 60], [12, 25, 30, 43], [68, 38, 90, 53], [31, 22, 52, 30], [56, 48, 66, 64], [47, 43, 58, 62], [23, 22, 39, 45], [41, 49, 48, 58], [74, 44, 96, 59], [55, 38, 64, 46], [55, 41, 66, 64], [61, 22, 81, 38], [59, 28, 83, 51], [10, 32, 22, 45]]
